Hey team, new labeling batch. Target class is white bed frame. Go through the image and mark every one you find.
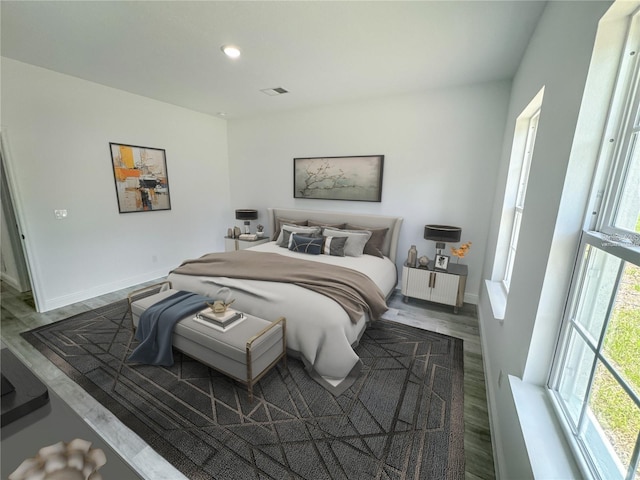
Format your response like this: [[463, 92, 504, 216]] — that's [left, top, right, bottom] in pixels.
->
[[267, 208, 403, 263]]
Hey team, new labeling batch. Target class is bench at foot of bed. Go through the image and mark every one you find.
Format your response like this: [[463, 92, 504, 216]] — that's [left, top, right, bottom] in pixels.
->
[[127, 282, 287, 402]]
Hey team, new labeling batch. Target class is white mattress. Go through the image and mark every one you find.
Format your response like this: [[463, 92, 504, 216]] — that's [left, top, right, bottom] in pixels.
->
[[167, 241, 398, 394]]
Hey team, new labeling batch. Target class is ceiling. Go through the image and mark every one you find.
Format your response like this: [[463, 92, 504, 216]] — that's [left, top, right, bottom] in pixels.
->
[[1, 1, 547, 119]]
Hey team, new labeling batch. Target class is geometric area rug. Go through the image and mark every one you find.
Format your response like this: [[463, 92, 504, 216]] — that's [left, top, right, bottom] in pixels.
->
[[22, 299, 464, 480]]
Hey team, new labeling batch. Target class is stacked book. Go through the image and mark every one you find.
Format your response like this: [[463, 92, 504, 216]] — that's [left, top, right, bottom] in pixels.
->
[[238, 233, 258, 241], [195, 308, 244, 331]]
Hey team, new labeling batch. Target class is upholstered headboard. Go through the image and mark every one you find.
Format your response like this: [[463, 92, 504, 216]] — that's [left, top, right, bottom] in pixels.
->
[[267, 208, 403, 263]]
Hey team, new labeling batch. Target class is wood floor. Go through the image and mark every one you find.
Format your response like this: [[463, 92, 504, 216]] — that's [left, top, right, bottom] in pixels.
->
[[0, 281, 495, 479]]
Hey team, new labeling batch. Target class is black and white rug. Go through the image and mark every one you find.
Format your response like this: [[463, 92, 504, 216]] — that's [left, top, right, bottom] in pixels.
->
[[23, 299, 465, 479]]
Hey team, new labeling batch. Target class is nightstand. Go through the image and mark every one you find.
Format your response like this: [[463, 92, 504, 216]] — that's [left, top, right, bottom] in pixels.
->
[[401, 261, 467, 313], [224, 236, 270, 252]]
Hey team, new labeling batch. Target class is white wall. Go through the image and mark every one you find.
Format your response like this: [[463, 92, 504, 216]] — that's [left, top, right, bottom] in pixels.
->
[[477, 1, 612, 478], [1, 59, 230, 311], [227, 82, 512, 301]]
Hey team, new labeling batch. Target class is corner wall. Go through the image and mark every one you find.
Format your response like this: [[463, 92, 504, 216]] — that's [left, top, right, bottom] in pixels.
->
[[477, 2, 613, 478], [1, 59, 230, 311]]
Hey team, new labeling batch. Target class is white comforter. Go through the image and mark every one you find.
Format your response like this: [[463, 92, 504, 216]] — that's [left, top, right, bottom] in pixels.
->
[[167, 242, 397, 393]]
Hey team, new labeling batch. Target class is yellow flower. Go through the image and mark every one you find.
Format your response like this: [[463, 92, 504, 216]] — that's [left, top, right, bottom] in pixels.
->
[[450, 241, 472, 259]]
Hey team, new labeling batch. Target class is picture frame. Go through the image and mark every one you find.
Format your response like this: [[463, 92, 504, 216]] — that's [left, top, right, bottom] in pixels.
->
[[435, 254, 450, 271], [109, 143, 171, 213], [293, 155, 384, 202]]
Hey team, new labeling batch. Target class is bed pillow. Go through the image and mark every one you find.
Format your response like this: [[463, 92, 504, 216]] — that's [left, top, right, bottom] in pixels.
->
[[272, 217, 308, 241], [288, 234, 323, 255], [322, 235, 347, 256], [278, 224, 322, 247], [308, 220, 346, 230], [323, 227, 372, 257], [345, 224, 390, 258]]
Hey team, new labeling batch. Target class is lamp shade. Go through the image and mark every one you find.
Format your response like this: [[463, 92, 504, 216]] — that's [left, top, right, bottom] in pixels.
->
[[424, 225, 462, 243], [235, 209, 258, 221]]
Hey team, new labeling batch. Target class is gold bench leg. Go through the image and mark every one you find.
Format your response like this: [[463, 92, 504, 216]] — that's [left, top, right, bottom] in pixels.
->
[[245, 317, 286, 403]]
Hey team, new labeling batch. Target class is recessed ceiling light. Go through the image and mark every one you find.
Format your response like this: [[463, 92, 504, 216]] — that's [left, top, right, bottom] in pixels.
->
[[221, 45, 241, 59], [217, 112, 227, 117]]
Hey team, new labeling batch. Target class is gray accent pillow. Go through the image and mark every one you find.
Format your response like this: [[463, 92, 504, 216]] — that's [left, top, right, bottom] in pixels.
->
[[308, 220, 346, 230], [322, 235, 347, 256], [323, 227, 372, 257], [272, 217, 308, 241], [277, 224, 322, 247], [345, 223, 389, 258], [288, 234, 323, 255]]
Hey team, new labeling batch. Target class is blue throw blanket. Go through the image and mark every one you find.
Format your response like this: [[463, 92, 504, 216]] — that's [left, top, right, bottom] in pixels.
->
[[127, 290, 212, 366]]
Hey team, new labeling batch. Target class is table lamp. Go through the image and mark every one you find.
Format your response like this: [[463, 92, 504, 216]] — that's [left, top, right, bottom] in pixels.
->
[[235, 209, 258, 234], [424, 225, 462, 256]]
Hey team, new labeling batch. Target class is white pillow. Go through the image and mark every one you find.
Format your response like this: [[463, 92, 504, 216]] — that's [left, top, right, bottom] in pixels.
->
[[322, 227, 372, 256], [276, 224, 321, 247]]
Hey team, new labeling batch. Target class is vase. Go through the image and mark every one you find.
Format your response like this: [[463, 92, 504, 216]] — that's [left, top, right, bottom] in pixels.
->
[[407, 245, 418, 268]]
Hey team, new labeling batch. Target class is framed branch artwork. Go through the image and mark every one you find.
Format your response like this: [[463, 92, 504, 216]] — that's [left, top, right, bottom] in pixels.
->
[[293, 155, 384, 202], [109, 143, 171, 213]]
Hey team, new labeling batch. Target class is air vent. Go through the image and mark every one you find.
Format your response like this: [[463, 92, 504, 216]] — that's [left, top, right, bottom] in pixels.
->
[[260, 87, 289, 96]]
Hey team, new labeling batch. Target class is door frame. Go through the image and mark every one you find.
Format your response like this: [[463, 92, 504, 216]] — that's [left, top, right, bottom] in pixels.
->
[[1, 129, 42, 311]]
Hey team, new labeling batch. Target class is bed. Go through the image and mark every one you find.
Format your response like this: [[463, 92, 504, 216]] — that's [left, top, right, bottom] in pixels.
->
[[167, 207, 403, 394]]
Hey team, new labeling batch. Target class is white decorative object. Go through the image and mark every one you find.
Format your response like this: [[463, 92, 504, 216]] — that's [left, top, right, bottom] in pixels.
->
[[9, 439, 107, 480], [216, 286, 233, 304]]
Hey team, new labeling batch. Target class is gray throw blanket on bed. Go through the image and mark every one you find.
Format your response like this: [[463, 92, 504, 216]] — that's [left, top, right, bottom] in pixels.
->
[[127, 290, 211, 366], [170, 250, 388, 323]]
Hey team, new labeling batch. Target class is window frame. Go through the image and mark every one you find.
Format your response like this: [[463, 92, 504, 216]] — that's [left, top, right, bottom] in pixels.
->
[[503, 109, 541, 291], [549, 8, 640, 480], [549, 232, 640, 480], [593, 10, 640, 240]]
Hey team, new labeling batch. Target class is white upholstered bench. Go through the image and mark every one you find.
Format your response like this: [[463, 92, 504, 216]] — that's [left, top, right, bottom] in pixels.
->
[[126, 282, 286, 402]]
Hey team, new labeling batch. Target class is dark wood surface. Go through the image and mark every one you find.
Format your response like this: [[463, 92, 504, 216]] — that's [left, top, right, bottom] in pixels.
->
[[1, 348, 49, 427], [1, 347, 141, 479]]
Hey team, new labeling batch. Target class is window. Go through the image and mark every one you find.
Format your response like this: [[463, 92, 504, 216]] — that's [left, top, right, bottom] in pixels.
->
[[550, 10, 640, 480], [553, 235, 639, 479], [485, 88, 544, 320], [503, 108, 540, 290]]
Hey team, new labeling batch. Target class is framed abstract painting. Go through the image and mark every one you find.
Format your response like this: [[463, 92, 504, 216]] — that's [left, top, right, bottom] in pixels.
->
[[109, 143, 171, 213]]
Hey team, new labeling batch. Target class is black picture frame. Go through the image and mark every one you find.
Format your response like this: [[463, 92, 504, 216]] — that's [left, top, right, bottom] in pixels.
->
[[435, 254, 450, 271], [293, 155, 384, 202], [109, 143, 171, 213]]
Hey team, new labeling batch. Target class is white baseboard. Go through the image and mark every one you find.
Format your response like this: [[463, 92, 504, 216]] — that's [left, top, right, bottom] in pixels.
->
[[40, 267, 169, 312], [464, 292, 479, 305], [477, 303, 505, 480], [1, 271, 27, 292]]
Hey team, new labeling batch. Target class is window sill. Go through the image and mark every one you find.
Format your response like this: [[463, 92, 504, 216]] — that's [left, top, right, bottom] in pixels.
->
[[509, 376, 583, 479], [484, 280, 506, 321]]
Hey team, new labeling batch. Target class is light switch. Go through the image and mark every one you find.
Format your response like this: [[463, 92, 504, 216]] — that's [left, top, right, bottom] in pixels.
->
[[54, 209, 68, 220]]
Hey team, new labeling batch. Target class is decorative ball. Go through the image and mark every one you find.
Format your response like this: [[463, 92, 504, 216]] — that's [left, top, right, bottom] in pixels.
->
[[418, 256, 429, 267]]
